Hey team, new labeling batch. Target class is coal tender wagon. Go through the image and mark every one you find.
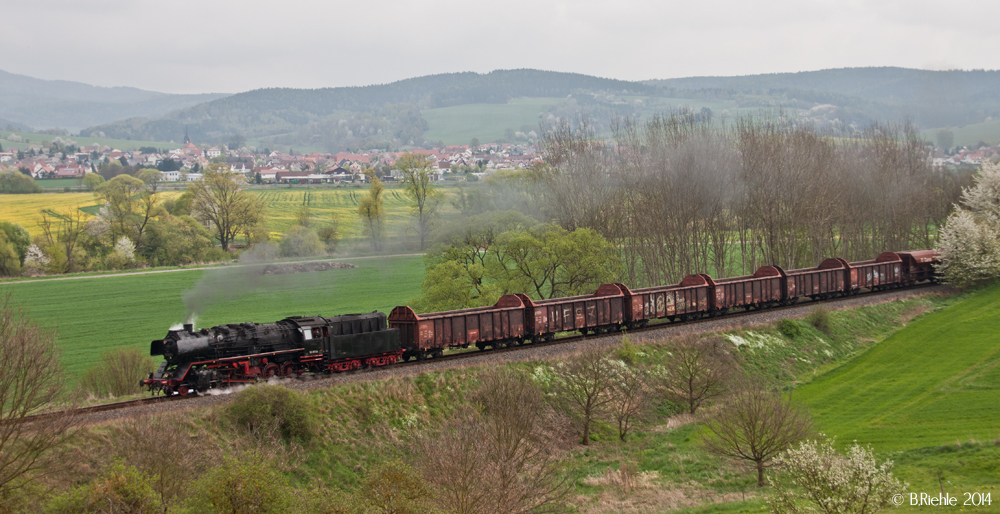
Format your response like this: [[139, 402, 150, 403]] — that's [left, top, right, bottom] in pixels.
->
[[143, 312, 401, 395]]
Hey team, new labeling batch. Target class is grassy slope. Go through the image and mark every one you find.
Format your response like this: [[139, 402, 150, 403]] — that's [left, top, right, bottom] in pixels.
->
[[795, 284, 1000, 451], [0, 254, 424, 379], [421, 97, 563, 144], [923, 119, 1000, 147], [0, 130, 179, 152]]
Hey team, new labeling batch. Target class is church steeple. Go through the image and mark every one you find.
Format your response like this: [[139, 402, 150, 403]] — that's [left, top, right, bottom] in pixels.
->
[[183, 126, 190, 144]]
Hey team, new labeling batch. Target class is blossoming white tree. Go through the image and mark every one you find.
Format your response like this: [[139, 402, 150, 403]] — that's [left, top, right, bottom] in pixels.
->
[[767, 437, 906, 514], [937, 161, 1000, 288]]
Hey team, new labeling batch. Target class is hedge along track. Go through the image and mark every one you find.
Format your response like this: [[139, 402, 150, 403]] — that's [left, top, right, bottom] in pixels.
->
[[27, 282, 949, 425]]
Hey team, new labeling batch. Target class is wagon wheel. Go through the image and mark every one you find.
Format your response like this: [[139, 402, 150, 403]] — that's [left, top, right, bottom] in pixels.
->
[[262, 363, 279, 379]]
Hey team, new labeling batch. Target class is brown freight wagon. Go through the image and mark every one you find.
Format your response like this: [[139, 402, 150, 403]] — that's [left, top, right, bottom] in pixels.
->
[[705, 266, 785, 312], [516, 283, 626, 341], [895, 250, 938, 283], [619, 275, 712, 326], [388, 295, 526, 359], [784, 258, 850, 301], [847, 252, 902, 291]]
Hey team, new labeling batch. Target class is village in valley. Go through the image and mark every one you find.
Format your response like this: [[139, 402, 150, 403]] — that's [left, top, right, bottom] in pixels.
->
[[0, 130, 544, 186]]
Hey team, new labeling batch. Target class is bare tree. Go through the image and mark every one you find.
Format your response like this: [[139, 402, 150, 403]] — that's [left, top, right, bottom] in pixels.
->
[[396, 152, 442, 250], [358, 174, 386, 251], [661, 335, 735, 414], [551, 348, 615, 445], [608, 361, 649, 442], [418, 368, 567, 514], [79, 347, 156, 398], [360, 460, 433, 514], [111, 415, 213, 511], [701, 377, 813, 487], [0, 295, 75, 504]]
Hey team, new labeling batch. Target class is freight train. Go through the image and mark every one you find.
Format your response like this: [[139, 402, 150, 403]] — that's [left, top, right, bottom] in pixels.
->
[[143, 250, 938, 395]]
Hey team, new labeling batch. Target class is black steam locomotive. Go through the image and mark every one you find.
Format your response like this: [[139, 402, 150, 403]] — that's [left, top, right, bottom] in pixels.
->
[[143, 312, 400, 395]]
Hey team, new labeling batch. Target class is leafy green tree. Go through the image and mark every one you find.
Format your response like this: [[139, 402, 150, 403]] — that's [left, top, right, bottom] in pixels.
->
[[94, 175, 158, 248], [358, 174, 386, 250], [411, 260, 501, 313], [0, 171, 41, 193], [143, 214, 215, 266], [0, 233, 20, 277], [396, 152, 442, 250], [82, 172, 105, 191], [135, 168, 163, 192], [489, 224, 619, 299], [0, 222, 31, 264], [38, 209, 90, 273], [470, 137, 480, 151], [189, 163, 266, 251]]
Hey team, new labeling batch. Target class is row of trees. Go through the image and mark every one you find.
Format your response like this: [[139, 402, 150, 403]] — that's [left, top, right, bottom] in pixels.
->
[[538, 114, 970, 287], [0, 163, 266, 277]]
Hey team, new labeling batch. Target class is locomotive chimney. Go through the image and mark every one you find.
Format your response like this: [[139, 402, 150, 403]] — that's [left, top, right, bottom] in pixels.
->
[[183, 323, 193, 332]]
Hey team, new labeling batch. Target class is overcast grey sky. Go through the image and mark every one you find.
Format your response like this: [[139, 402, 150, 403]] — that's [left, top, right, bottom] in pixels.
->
[[3, 0, 998, 95]]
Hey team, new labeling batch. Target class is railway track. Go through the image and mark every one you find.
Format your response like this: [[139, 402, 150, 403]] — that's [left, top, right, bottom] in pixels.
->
[[28, 282, 946, 424]]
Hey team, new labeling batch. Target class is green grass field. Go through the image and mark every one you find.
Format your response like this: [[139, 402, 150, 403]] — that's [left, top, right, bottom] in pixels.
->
[[36, 178, 85, 189], [795, 283, 1000, 451], [924, 119, 1000, 147], [0, 254, 425, 379], [421, 97, 564, 144]]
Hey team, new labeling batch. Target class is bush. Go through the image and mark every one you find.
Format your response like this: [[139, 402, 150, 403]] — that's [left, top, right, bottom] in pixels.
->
[[777, 319, 801, 338], [806, 307, 833, 334], [197, 452, 290, 513], [228, 385, 317, 442], [79, 347, 156, 398], [279, 225, 325, 258], [45, 461, 160, 514]]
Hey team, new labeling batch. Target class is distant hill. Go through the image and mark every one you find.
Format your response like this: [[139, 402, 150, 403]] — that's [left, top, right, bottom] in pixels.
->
[[83, 70, 653, 150], [0, 69, 229, 132], [76, 67, 1000, 151], [646, 67, 1000, 129]]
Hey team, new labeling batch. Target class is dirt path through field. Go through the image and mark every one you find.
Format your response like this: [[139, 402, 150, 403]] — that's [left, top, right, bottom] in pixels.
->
[[1, 253, 425, 284]]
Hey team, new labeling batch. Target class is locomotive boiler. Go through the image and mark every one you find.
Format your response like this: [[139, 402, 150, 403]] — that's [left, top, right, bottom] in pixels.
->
[[143, 312, 401, 395]]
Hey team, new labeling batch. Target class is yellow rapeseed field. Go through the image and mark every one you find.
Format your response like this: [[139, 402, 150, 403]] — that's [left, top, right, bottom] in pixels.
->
[[0, 191, 183, 237], [0, 187, 450, 241]]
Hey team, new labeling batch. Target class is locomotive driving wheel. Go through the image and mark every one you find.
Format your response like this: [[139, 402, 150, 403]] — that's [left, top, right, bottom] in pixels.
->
[[262, 363, 280, 379], [280, 362, 296, 377]]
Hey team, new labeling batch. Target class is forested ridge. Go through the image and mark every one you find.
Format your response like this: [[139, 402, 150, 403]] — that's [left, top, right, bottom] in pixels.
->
[[647, 67, 1000, 128], [84, 70, 653, 148], [78, 67, 1000, 150]]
